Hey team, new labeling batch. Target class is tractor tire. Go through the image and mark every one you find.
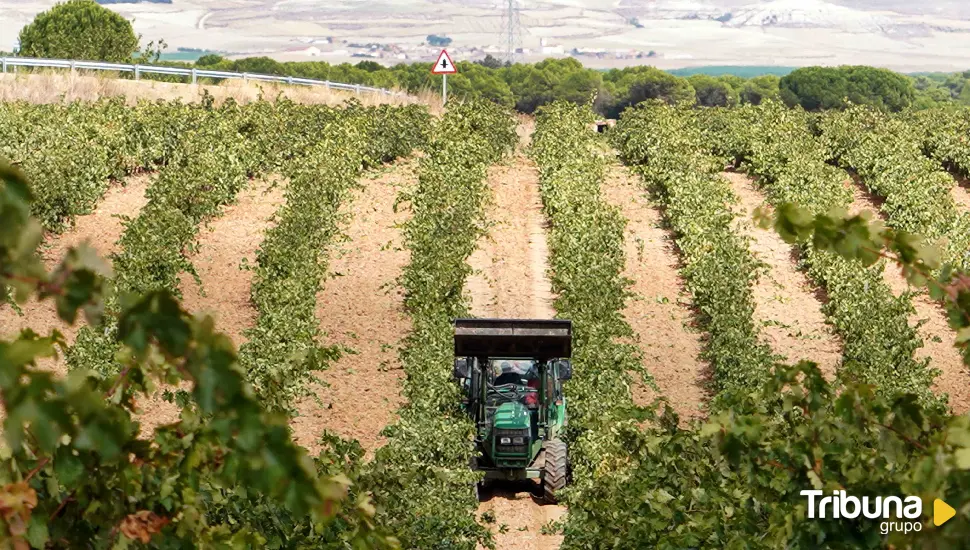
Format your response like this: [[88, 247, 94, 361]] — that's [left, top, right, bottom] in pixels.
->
[[541, 439, 568, 504]]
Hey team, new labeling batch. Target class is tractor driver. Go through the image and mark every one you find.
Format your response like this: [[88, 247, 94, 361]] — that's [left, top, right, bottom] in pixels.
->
[[490, 360, 541, 408], [523, 365, 540, 409]]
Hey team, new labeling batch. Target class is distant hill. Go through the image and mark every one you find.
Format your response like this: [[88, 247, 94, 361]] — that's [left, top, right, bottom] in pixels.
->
[[96, 0, 172, 4]]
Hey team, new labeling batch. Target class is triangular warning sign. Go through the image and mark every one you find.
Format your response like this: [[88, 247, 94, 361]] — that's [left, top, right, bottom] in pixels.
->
[[935, 499, 956, 526], [431, 49, 458, 75]]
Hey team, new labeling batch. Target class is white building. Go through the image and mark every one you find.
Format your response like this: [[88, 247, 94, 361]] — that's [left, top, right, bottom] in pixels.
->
[[284, 45, 322, 56]]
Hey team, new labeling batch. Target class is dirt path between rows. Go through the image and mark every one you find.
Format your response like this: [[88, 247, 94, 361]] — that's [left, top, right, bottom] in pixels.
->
[[292, 160, 414, 455], [950, 176, 970, 212], [602, 161, 708, 420], [723, 171, 843, 379], [179, 177, 287, 346], [137, 177, 289, 434], [0, 174, 151, 373], [467, 123, 564, 550], [846, 180, 970, 414]]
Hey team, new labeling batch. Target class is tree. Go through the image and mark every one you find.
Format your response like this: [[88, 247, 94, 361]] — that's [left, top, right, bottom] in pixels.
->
[[959, 84, 970, 106], [780, 65, 914, 112], [195, 53, 225, 66], [502, 64, 559, 113], [609, 67, 695, 116], [17, 0, 139, 62], [426, 34, 452, 47], [779, 66, 850, 110], [475, 54, 507, 69], [355, 60, 384, 72], [740, 75, 781, 105], [688, 74, 739, 107], [843, 65, 914, 111], [230, 56, 284, 75], [913, 85, 952, 109]]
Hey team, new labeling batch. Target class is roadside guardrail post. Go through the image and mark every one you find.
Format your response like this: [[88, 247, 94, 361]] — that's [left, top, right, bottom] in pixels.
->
[[134, 64, 140, 80], [355, 84, 361, 95], [1, 58, 6, 74], [242, 72, 248, 83], [287, 76, 294, 85], [191, 68, 197, 85], [70, 60, 76, 74]]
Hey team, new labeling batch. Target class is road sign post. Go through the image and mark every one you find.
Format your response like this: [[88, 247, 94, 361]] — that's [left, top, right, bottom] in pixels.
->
[[431, 49, 458, 105]]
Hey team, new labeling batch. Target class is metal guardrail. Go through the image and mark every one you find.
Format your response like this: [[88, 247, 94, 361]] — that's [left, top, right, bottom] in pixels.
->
[[0, 56, 404, 97]]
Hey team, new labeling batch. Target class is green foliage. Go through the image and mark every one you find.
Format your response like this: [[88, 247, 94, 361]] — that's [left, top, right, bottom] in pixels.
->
[[819, 105, 970, 272], [241, 104, 429, 414], [500, 58, 603, 113], [0, 161, 390, 547], [907, 107, 970, 181], [612, 102, 773, 400], [0, 99, 191, 232], [368, 100, 516, 549], [561, 359, 970, 549], [562, 102, 970, 549], [605, 67, 696, 117], [688, 74, 739, 107], [740, 74, 781, 105], [780, 66, 915, 112], [67, 98, 260, 378], [17, 0, 139, 62], [140, 55, 969, 115], [531, 100, 655, 511], [703, 101, 942, 409]]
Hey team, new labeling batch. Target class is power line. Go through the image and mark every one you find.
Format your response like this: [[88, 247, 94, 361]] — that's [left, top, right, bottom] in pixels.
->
[[500, 0, 523, 64]]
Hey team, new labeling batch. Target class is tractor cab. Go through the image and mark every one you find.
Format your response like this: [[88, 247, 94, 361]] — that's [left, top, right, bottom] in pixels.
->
[[452, 318, 572, 503]]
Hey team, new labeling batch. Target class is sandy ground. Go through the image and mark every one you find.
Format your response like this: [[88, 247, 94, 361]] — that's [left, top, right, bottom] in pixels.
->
[[178, 177, 286, 346], [951, 177, 970, 212], [723, 171, 843, 379], [127, 177, 288, 434], [290, 160, 414, 455], [467, 122, 564, 550], [846, 179, 970, 414], [602, 161, 708, 421], [0, 174, 151, 373]]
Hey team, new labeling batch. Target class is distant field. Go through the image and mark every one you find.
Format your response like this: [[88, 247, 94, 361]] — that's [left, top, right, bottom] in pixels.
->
[[667, 66, 798, 77], [3, 0, 970, 72], [159, 51, 216, 62]]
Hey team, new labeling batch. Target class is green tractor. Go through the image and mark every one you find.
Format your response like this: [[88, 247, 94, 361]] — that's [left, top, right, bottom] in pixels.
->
[[452, 318, 572, 503]]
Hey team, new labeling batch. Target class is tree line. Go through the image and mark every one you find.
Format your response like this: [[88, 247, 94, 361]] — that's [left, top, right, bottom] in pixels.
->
[[11, 0, 970, 116]]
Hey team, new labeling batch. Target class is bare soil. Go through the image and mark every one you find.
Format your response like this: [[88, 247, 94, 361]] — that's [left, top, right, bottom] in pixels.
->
[[845, 179, 970, 413], [952, 176, 970, 212], [0, 174, 151, 372], [479, 485, 565, 550], [291, 160, 414, 455], [178, 177, 286, 346], [467, 123, 564, 550], [467, 158, 553, 320], [723, 171, 843, 379], [602, 162, 708, 420], [137, 177, 288, 434]]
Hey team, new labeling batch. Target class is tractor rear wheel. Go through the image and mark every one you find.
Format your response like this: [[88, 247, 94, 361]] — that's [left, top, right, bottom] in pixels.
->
[[541, 439, 568, 504]]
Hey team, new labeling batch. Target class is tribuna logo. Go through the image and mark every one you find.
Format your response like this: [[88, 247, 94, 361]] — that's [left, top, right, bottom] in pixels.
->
[[800, 490, 924, 534]]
